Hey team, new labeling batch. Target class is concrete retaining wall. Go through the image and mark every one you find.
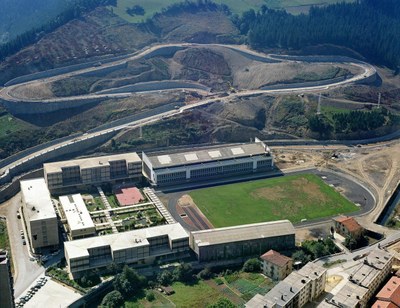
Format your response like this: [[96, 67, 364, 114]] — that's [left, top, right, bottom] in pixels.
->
[[0, 130, 116, 188]]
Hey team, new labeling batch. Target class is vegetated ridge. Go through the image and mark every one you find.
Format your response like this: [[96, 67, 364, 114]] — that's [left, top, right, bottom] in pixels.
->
[[234, 0, 400, 70]]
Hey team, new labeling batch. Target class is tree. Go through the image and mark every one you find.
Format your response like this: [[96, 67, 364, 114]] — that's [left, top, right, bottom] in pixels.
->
[[157, 270, 173, 286], [207, 297, 236, 308], [344, 235, 358, 250], [173, 263, 193, 282], [146, 291, 155, 302], [101, 290, 124, 308], [113, 266, 146, 297], [198, 267, 213, 280], [242, 258, 261, 273], [292, 250, 310, 265]]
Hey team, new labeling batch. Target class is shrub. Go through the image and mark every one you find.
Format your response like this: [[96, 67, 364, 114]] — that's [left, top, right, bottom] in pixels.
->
[[146, 291, 155, 302], [242, 258, 261, 273]]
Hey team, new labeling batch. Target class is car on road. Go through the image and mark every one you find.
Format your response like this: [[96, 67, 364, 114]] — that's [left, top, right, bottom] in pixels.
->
[[22, 240, 26, 245]]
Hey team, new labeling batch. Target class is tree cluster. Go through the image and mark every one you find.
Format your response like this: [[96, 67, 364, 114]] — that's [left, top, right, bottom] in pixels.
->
[[157, 262, 194, 286], [0, 0, 117, 61], [308, 108, 395, 138], [292, 237, 339, 264], [101, 265, 147, 307], [153, 0, 230, 18], [234, 0, 400, 70]]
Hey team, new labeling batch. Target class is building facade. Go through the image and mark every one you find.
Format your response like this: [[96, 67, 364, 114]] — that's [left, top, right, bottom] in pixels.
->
[[64, 223, 189, 279], [246, 262, 327, 308], [142, 138, 273, 186], [0, 250, 14, 308], [20, 178, 59, 253], [261, 250, 293, 281], [44, 153, 142, 192], [190, 221, 295, 262], [59, 194, 96, 240]]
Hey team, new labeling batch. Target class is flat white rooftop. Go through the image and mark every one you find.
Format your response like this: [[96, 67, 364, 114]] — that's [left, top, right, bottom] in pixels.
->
[[147, 140, 271, 169], [21, 178, 56, 221], [59, 194, 95, 233], [191, 220, 295, 247], [65, 223, 188, 259], [44, 152, 141, 173]]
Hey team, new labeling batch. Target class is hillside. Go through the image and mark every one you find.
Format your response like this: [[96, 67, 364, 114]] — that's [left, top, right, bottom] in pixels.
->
[[0, 0, 69, 43]]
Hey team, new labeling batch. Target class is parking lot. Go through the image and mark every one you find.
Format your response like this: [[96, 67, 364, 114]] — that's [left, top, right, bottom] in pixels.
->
[[15, 276, 81, 307]]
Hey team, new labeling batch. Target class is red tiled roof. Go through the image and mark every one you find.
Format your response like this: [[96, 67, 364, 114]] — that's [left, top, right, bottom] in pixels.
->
[[376, 276, 400, 306], [260, 250, 292, 267], [372, 300, 397, 308], [334, 216, 363, 233]]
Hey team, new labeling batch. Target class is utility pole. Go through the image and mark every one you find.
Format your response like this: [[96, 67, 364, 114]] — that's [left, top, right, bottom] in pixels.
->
[[317, 93, 322, 115]]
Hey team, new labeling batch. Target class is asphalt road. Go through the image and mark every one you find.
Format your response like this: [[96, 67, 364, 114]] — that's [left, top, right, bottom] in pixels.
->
[[1, 194, 44, 297]]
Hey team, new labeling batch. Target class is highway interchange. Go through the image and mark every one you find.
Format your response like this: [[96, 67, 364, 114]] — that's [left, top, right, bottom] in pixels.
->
[[0, 43, 398, 300]]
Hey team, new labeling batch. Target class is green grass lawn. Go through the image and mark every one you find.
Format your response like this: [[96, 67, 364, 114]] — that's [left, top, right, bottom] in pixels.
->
[[110, 0, 353, 23], [125, 281, 221, 307], [190, 174, 359, 227], [0, 114, 34, 138], [168, 281, 222, 307], [223, 272, 276, 302]]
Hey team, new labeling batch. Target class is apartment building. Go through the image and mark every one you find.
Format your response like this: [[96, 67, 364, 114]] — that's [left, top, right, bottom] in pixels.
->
[[20, 178, 59, 253], [325, 249, 394, 308], [246, 262, 327, 308], [261, 249, 293, 281]]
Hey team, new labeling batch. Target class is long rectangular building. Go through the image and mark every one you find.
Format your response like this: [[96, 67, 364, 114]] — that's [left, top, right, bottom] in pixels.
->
[[190, 220, 295, 262], [44, 153, 142, 192], [59, 194, 96, 240], [64, 223, 189, 279], [20, 178, 59, 253], [142, 138, 273, 186]]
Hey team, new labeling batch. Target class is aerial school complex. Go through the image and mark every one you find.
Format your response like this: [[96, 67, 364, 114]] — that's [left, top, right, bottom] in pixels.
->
[[19, 138, 292, 279]]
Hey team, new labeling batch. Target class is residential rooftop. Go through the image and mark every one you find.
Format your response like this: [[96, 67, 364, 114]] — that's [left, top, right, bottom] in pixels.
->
[[20, 178, 56, 221], [44, 152, 141, 173], [146, 140, 271, 169], [329, 282, 369, 307], [59, 194, 95, 232], [64, 223, 188, 259], [334, 216, 363, 233], [191, 220, 294, 247], [261, 249, 292, 267], [376, 276, 400, 306]]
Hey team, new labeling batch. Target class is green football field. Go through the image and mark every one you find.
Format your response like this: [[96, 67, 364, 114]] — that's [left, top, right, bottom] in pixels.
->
[[189, 173, 359, 227]]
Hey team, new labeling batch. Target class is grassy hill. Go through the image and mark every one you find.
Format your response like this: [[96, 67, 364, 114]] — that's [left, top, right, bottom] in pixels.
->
[[111, 0, 354, 23]]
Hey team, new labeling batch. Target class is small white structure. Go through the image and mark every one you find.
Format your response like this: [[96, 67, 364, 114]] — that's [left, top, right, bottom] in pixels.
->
[[21, 178, 59, 253], [59, 194, 96, 239]]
